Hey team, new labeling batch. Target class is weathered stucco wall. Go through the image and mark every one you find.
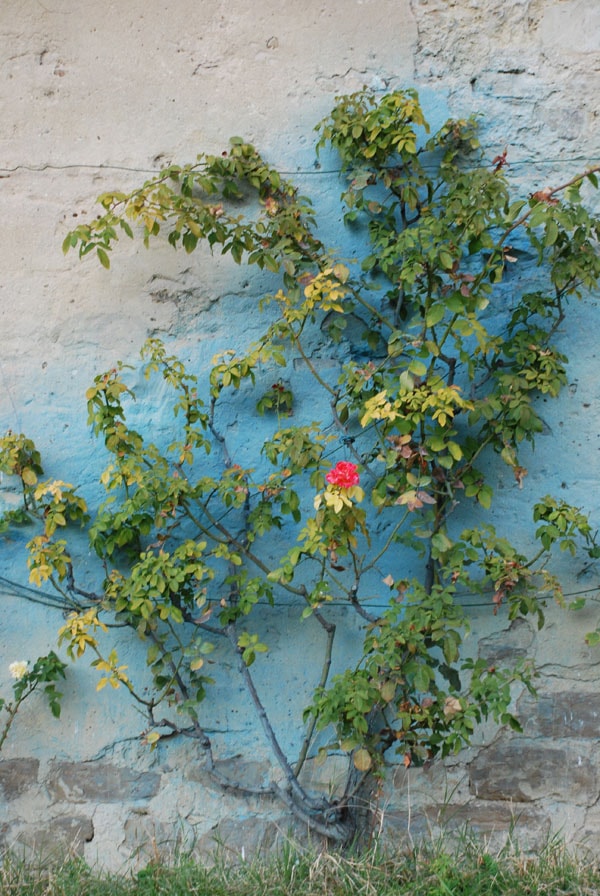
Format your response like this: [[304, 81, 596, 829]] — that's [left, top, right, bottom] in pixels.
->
[[1, 0, 600, 868]]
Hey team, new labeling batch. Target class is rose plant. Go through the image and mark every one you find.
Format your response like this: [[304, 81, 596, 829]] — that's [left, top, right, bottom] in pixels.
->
[[2, 88, 600, 842]]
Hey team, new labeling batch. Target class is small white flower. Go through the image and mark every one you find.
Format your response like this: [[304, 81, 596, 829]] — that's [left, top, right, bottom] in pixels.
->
[[9, 661, 28, 680]]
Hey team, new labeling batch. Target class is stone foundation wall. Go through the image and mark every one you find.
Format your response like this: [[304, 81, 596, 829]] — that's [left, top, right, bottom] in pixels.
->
[[1, 0, 599, 869]]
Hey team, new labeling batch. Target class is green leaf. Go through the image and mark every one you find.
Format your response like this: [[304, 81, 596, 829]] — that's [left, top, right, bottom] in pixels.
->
[[426, 304, 445, 327], [408, 359, 427, 377], [439, 249, 454, 270], [477, 485, 493, 510], [399, 370, 415, 390], [96, 247, 110, 269], [545, 220, 558, 246], [413, 664, 432, 693], [431, 531, 453, 554]]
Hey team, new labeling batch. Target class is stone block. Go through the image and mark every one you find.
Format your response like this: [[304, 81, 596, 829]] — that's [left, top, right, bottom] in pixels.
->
[[186, 755, 272, 793], [440, 801, 552, 854], [519, 690, 600, 738], [123, 811, 195, 863], [299, 753, 354, 797], [381, 799, 550, 853], [46, 761, 160, 803], [3, 815, 93, 858], [469, 739, 597, 805], [477, 618, 534, 665], [379, 807, 434, 847], [389, 761, 472, 809], [577, 802, 600, 853], [439, 801, 550, 838], [0, 758, 39, 800], [192, 815, 288, 861]]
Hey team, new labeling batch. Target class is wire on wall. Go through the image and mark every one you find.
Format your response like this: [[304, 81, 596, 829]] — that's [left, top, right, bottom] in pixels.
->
[[0, 572, 598, 614], [1, 155, 600, 179]]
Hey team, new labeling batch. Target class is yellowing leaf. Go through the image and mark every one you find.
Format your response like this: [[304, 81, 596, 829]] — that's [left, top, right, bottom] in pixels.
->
[[380, 680, 396, 703], [447, 441, 463, 461], [332, 263, 349, 283], [353, 748, 373, 772], [21, 468, 38, 486]]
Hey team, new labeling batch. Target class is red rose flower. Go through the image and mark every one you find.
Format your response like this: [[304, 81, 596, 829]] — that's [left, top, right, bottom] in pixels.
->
[[326, 461, 360, 489]]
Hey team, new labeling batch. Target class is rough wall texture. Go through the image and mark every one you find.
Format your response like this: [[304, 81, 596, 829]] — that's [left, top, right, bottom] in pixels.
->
[[0, 0, 599, 869]]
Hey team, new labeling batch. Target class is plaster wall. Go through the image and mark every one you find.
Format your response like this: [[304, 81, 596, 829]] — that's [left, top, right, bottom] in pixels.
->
[[0, 0, 599, 868]]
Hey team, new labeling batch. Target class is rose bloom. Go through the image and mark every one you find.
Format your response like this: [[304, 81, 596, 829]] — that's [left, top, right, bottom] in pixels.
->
[[9, 661, 28, 680], [326, 461, 360, 489]]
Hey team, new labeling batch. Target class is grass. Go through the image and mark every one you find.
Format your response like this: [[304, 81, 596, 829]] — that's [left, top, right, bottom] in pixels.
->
[[0, 837, 599, 896]]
